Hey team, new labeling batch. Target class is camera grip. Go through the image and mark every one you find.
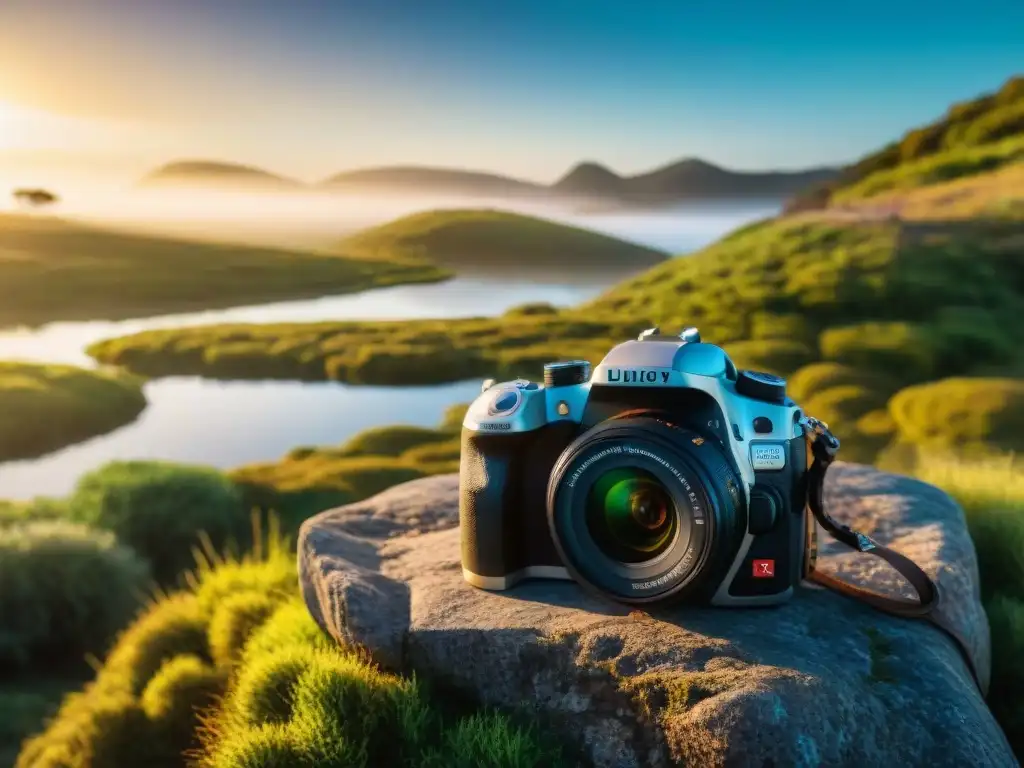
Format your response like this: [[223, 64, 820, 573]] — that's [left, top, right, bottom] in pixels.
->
[[459, 429, 527, 579]]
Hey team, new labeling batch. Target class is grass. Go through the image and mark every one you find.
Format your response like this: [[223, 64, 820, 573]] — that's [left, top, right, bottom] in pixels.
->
[[0, 213, 446, 328], [911, 454, 1024, 756], [0, 362, 147, 462], [786, 74, 1023, 211], [12, 521, 565, 768], [338, 208, 668, 269], [228, 404, 468, 529]]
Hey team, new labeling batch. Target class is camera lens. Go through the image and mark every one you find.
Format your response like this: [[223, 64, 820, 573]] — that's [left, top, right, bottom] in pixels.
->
[[586, 468, 677, 563], [546, 415, 746, 605]]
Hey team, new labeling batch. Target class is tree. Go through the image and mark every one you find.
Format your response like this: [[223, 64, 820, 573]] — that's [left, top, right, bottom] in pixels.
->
[[13, 188, 59, 208]]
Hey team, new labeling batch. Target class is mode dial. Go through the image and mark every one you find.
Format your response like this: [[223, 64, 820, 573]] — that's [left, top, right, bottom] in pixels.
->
[[736, 369, 787, 404], [544, 360, 591, 388], [679, 327, 701, 344]]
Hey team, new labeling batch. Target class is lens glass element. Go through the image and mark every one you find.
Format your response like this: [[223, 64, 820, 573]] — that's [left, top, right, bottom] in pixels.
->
[[585, 467, 677, 564]]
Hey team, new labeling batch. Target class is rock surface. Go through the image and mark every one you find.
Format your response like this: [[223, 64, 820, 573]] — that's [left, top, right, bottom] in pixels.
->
[[298, 466, 1017, 768]]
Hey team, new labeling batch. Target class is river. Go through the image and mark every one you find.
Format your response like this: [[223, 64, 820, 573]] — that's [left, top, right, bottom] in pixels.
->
[[0, 202, 777, 499]]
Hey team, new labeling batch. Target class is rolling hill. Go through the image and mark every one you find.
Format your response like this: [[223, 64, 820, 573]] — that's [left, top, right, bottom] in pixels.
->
[[139, 160, 304, 191], [320, 165, 547, 198], [337, 208, 668, 270]]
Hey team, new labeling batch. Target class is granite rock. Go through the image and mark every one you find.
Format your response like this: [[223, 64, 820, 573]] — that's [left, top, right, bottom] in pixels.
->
[[297, 464, 1016, 767]]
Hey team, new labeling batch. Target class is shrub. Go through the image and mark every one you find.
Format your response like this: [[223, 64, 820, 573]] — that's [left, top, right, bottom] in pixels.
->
[[887, 378, 1024, 455], [0, 521, 150, 669], [65, 461, 248, 585], [15, 530, 297, 768], [787, 362, 893, 405], [338, 425, 455, 457], [818, 322, 938, 382]]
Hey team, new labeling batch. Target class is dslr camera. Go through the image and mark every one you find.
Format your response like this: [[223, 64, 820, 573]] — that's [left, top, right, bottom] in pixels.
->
[[458, 327, 812, 607]]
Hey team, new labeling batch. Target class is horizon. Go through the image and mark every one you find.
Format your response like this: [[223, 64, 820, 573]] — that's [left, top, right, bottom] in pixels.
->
[[0, 1, 1022, 186]]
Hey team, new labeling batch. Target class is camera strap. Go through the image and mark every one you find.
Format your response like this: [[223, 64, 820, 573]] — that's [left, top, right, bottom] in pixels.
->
[[800, 417, 984, 693]]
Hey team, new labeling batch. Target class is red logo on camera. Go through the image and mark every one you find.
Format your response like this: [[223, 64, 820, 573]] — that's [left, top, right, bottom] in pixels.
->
[[753, 559, 775, 578]]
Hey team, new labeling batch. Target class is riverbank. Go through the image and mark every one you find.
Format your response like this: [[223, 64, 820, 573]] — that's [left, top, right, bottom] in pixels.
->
[[0, 362, 146, 462]]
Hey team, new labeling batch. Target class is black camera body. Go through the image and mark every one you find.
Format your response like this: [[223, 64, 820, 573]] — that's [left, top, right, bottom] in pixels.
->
[[458, 327, 811, 607]]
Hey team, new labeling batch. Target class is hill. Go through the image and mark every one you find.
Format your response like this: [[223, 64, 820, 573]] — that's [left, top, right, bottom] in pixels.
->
[[0, 213, 445, 327], [337, 208, 668, 269], [787, 74, 1024, 212], [321, 165, 547, 198], [553, 158, 839, 203], [141, 155, 837, 204], [139, 160, 305, 190], [322, 158, 838, 204]]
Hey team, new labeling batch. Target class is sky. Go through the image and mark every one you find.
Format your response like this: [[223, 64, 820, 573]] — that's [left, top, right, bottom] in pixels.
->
[[0, 0, 1021, 183]]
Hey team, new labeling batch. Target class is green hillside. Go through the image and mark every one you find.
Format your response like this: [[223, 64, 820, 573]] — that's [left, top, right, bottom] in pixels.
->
[[788, 75, 1024, 210], [0, 214, 446, 327], [338, 208, 668, 269]]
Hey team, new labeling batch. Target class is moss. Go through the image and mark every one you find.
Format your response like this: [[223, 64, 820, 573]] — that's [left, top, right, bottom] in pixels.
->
[[207, 593, 280, 668], [862, 627, 899, 684], [0, 362, 147, 462]]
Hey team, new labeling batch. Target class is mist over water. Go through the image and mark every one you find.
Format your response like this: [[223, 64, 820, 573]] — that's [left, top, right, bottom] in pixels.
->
[[0, 172, 779, 253], [0, 173, 779, 499]]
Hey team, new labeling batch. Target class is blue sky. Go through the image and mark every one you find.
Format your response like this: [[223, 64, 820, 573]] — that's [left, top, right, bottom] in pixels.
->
[[0, 0, 1020, 181]]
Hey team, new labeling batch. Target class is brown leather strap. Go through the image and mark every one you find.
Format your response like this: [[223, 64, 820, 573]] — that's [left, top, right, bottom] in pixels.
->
[[801, 418, 984, 692]]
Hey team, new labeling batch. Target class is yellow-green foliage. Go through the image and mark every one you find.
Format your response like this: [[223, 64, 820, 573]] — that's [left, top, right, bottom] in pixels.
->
[[818, 322, 939, 382], [788, 74, 1024, 208], [338, 208, 667, 269], [888, 378, 1024, 455], [65, 461, 249, 585], [0, 213, 446, 327], [0, 521, 150, 669], [14, 532, 297, 768], [16, 528, 562, 768], [911, 453, 1024, 755], [229, 410, 467, 527], [0, 362, 146, 462]]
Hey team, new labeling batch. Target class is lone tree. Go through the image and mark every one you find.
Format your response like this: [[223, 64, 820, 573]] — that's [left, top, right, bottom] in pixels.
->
[[13, 188, 59, 208]]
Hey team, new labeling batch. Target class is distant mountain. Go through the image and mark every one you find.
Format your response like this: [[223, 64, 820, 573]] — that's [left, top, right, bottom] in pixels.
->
[[139, 161, 303, 190], [320, 165, 547, 198], [139, 156, 839, 203], [325, 159, 840, 204], [552, 158, 840, 203]]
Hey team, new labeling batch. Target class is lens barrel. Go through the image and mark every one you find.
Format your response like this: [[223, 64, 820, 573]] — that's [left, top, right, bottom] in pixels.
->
[[546, 416, 744, 604]]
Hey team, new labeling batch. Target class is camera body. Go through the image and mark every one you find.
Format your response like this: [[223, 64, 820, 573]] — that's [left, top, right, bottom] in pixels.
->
[[458, 327, 810, 607]]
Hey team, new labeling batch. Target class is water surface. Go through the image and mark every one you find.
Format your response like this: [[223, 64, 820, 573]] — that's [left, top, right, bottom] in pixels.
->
[[0, 201, 778, 499]]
